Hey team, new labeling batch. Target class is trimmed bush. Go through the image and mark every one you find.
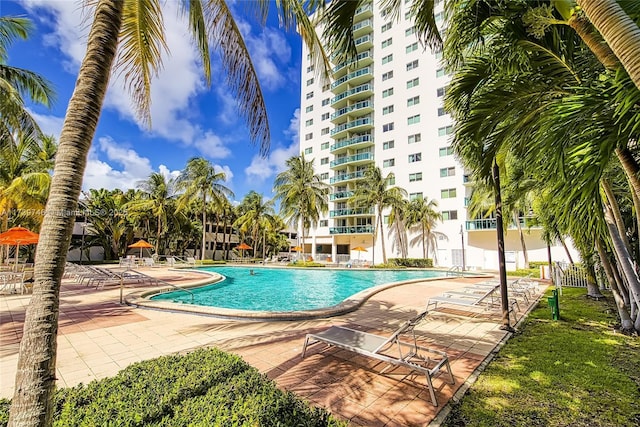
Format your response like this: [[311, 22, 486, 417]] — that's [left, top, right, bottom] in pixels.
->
[[0, 348, 345, 427], [388, 258, 433, 268]]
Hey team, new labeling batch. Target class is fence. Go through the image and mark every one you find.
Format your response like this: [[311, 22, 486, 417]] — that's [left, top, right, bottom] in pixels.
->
[[553, 262, 608, 290]]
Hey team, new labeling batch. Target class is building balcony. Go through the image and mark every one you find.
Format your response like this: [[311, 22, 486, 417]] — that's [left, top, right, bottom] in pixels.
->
[[331, 99, 373, 122], [354, 34, 373, 51], [330, 207, 374, 218], [465, 216, 541, 231], [331, 83, 373, 109], [352, 18, 372, 37], [331, 116, 373, 139], [330, 170, 366, 184], [332, 50, 372, 78], [329, 225, 375, 235], [330, 152, 374, 168], [331, 133, 373, 153], [463, 174, 473, 186], [329, 191, 354, 201], [331, 67, 372, 93], [354, 3, 373, 19]]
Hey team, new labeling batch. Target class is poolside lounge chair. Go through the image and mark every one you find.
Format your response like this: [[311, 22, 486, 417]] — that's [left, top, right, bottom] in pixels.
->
[[426, 283, 500, 311], [301, 311, 455, 406]]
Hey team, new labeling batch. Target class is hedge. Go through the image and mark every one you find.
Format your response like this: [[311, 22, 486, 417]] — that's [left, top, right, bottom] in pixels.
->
[[388, 258, 433, 268], [0, 348, 345, 427]]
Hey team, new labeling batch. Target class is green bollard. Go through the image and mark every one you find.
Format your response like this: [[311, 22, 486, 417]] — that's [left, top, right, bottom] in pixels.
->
[[547, 288, 560, 320]]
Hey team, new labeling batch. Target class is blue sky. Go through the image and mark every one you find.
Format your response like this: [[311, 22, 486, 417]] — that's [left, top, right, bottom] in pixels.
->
[[3, 0, 305, 204]]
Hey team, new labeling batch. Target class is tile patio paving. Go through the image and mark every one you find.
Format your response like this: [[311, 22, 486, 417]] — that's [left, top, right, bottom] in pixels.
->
[[0, 267, 544, 426]]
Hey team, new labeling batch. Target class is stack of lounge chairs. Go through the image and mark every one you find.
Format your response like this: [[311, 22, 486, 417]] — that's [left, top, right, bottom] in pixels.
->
[[64, 263, 157, 288]]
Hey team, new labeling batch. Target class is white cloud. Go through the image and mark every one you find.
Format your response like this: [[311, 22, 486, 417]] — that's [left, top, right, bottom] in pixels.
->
[[27, 109, 64, 138], [82, 136, 179, 191], [193, 131, 231, 159]]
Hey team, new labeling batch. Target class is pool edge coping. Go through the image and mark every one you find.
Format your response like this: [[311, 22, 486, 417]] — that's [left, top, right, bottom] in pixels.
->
[[124, 267, 491, 321]]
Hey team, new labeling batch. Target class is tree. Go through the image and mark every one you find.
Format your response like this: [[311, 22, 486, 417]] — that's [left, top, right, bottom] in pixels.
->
[[10, 2, 329, 423], [176, 157, 233, 260], [350, 166, 406, 264], [273, 155, 329, 256], [234, 191, 275, 258], [406, 197, 442, 261]]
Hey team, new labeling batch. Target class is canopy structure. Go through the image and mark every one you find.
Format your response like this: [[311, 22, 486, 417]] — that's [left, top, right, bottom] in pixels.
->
[[0, 226, 40, 264], [236, 242, 252, 258], [128, 239, 153, 258], [352, 246, 368, 260]]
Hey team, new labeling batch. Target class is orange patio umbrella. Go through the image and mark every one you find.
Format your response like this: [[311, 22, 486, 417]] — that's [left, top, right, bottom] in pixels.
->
[[0, 226, 40, 264], [352, 246, 367, 260], [236, 242, 252, 258], [128, 239, 154, 257]]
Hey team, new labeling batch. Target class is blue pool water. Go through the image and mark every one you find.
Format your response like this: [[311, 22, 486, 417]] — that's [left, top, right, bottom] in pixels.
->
[[152, 266, 448, 312]]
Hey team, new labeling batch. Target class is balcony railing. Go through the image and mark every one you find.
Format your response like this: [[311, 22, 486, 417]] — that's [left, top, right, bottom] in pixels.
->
[[331, 99, 372, 120], [330, 170, 366, 184], [329, 191, 354, 201], [465, 216, 540, 231], [354, 34, 372, 47], [330, 207, 374, 217], [332, 50, 371, 74], [331, 116, 372, 136], [331, 67, 372, 90], [329, 225, 375, 235], [331, 83, 373, 105], [330, 152, 374, 167], [352, 18, 372, 33], [331, 134, 372, 152]]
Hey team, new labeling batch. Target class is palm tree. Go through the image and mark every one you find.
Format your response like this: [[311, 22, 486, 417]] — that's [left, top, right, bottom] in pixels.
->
[[10, 2, 329, 422], [273, 155, 329, 256], [176, 157, 233, 260], [350, 166, 406, 264], [406, 197, 442, 261], [387, 198, 409, 259], [234, 191, 275, 258]]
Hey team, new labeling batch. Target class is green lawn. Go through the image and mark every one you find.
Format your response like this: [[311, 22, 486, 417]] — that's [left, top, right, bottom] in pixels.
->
[[444, 287, 640, 427]]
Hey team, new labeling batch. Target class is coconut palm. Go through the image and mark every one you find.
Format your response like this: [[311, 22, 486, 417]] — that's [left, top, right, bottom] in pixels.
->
[[176, 157, 233, 260], [406, 197, 443, 261], [387, 198, 409, 259], [10, 1, 329, 423], [350, 166, 407, 264], [234, 191, 275, 258], [273, 155, 329, 256]]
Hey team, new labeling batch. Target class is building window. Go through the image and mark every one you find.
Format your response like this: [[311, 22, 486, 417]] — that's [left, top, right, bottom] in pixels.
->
[[435, 11, 445, 22], [382, 71, 394, 81], [319, 220, 328, 227], [434, 50, 443, 60], [321, 112, 329, 120], [321, 127, 330, 135], [382, 37, 393, 48], [306, 78, 314, 86], [383, 140, 395, 150], [381, 22, 392, 32], [409, 192, 423, 201], [304, 147, 313, 154], [320, 157, 329, 165], [387, 175, 396, 185], [320, 172, 329, 180], [405, 10, 415, 20], [382, 88, 394, 98], [405, 26, 416, 36], [322, 83, 330, 92], [408, 133, 421, 144], [408, 153, 422, 163], [383, 158, 395, 167], [439, 146, 454, 156], [383, 122, 395, 132], [382, 105, 394, 115], [442, 210, 458, 220], [305, 119, 313, 126], [306, 65, 314, 73], [436, 68, 446, 78], [407, 96, 420, 107], [437, 87, 446, 97], [438, 107, 447, 116], [382, 54, 393, 64], [440, 167, 456, 177], [441, 188, 457, 198], [305, 105, 313, 113], [406, 42, 418, 53], [438, 125, 454, 136], [409, 172, 422, 182], [407, 114, 421, 125], [321, 142, 330, 150], [406, 59, 419, 71], [305, 133, 313, 141], [306, 91, 314, 99], [322, 98, 330, 106], [406, 77, 419, 88]]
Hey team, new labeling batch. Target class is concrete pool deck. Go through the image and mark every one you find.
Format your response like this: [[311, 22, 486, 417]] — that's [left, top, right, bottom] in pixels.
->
[[0, 267, 545, 426]]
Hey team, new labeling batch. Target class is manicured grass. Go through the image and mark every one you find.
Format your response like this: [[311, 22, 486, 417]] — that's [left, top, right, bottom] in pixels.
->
[[444, 287, 640, 427]]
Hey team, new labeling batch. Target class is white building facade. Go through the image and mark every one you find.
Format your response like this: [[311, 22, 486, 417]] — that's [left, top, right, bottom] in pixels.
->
[[298, 1, 575, 269]]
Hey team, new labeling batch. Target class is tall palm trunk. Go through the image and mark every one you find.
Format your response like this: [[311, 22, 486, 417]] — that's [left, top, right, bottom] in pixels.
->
[[576, 0, 640, 91], [596, 240, 634, 331], [377, 204, 387, 264], [422, 224, 428, 259], [616, 147, 640, 215], [201, 191, 207, 260], [602, 179, 633, 256], [8, 2, 123, 426], [493, 162, 512, 331]]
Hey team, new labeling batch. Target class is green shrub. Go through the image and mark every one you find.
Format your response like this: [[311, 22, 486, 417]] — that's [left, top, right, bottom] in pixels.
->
[[388, 258, 433, 268], [288, 261, 325, 268], [510, 268, 540, 278], [0, 348, 345, 427], [195, 259, 226, 265], [528, 261, 547, 269]]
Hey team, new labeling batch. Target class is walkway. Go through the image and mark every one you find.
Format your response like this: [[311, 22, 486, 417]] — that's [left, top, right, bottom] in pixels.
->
[[0, 267, 543, 426]]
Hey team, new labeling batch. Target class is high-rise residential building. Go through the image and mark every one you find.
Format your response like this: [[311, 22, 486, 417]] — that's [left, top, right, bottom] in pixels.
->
[[298, 1, 574, 269]]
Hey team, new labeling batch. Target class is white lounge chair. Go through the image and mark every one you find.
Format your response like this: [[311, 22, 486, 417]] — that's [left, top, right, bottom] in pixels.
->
[[301, 311, 455, 406]]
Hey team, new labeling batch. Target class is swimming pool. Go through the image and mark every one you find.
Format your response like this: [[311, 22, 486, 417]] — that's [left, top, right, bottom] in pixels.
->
[[151, 266, 449, 312]]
